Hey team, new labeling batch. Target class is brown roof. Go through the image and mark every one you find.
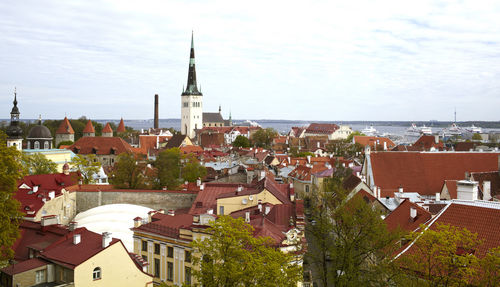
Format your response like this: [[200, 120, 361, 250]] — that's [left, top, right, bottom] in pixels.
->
[[412, 135, 444, 151], [369, 152, 500, 197], [83, 120, 95, 133], [102, 123, 113, 133], [68, 137, 133, 155], [200, 133, 225, 148], [442, 180, 458, 199], [305, 123, 339, 135], [343, 174, 362, 191], [384, 199, 432, 232], [117, 118, 126, 133], [354, 136, 395, 149], [56, 117, 74, 134], [165, 134, 189, 149], [471, 171, 500, 199]]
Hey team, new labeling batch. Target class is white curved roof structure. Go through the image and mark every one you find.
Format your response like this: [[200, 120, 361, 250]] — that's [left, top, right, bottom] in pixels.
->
[[74, 204, 153, 251]]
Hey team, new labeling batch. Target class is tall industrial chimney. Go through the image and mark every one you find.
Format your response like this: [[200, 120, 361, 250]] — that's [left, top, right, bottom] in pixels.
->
[[154, 94, 159, 129]]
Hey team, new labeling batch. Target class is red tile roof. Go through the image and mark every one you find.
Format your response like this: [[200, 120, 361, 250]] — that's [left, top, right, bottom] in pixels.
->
[[102, 123, 113, 133], [131, 213, 193, 239], [83, 120, 95, 133], [117, 118, 126, 133], [1, 258, 48, 275], [305, 123, 339, 135], [471, 171, 500, 200], [56, 117, 75, 135], [68, 136, 133, 155], [369, 152, 500, 197], [412, 135, 445, 151], [354, 136, 395, 149], [180, 145, 204, 155], [384, 199, 432, 232], [403, 201, 500, 258], [40, 228, 120, 269]]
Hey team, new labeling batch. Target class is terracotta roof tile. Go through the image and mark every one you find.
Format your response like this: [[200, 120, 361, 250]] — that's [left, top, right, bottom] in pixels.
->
[[117, 118, 126, 133], [55, 117, 75, 134], [305, 123, 339, 135], [68, 137, 133, 155], [102, 123, 113, 133], [384, 199, 432, 232], [354, 136, 395, 149], [83, 120, 95, 133], [1, 258, 49, 275]]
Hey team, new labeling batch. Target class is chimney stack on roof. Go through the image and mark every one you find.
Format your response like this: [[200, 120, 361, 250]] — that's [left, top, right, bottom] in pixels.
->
[[154, 94, 159, 129], [41, 215, 58, 229], [69, 221, 77, 231], [483, 181, 491, 201], [196, 178, 201, 187], [134, 217, 142, 228], [236, 185, 243, 193], [398, 186, 403, 193], [102, 232, 111, 248], [73, 233, 81, 245], [435, 192, 440, 202], [457, 180, 479, 201], [245, 211, 250, 223], [168, 209, 175, 216]]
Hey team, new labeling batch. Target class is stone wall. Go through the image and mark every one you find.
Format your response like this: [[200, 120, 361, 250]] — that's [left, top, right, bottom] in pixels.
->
[[76, 190, 197, 214]]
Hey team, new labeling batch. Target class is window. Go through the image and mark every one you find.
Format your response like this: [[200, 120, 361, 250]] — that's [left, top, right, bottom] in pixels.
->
[[185, 250, 191, 263], [154, 259, 160, 278], [142, 255, 148, 262], [305, 185, 310, 193], [185, 267, 191, 285], [35, 270, 45, 283], [34, 141, 40, 149], [167, 262, 173, 281], [44, 141, 49, 149], [93, 267, 101, 280], [154, 243, 160, 255], [142, 240, 148, 252], [183, 102, 189, 108], [167, 246, 173, 258], [219, 205, 224, 215]]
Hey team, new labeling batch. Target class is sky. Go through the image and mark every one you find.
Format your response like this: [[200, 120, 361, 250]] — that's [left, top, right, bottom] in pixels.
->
[[1, 0, 499, 121]]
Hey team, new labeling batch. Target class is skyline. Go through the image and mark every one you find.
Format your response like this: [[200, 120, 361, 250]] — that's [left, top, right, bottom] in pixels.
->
[[1, 0, 500, 121]]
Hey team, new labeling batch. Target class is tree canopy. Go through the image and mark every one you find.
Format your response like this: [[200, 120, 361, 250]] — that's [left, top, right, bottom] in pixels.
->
[[0, 131, 24, 261], [155, 148, 207, 190], [21, 152, 58, 175], [232, 135, 250, 148], [250, 128, 278, 148], [191, 216, 302, 287], [110, 153, 151, 189], [70, 154, 101, 184]]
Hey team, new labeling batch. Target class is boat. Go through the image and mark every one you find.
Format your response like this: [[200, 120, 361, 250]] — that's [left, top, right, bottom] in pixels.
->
[[405, 123, 432, 138], [419, 125, 432, 135], [441, 123, 463, 137], [464, 124, 482, 133], [361, 125, 377, 136]]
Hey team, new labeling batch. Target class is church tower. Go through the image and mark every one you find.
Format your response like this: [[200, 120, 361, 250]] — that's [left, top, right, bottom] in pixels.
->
[[6, 88, 23, 150], [180, 32, 203, 139]]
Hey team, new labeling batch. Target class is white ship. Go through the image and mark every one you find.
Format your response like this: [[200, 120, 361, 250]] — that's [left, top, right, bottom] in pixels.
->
[[405, 123, 432, 138], [361, 125, 377, 136], [441, 123, 463, 137], [464, 124, 482, 133]]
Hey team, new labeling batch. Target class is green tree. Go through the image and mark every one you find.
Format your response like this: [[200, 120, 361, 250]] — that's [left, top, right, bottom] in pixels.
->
[[0, 131, 24, 261], [57, 140, 74, 148], [306, 178, 402, 286], [70, 154, 101, 184], [182, 155, 207, 183], [156, 148, 182, 189], [250, 128, 278, 148], [396, 224, 481, 287], [21, 153, 58, 175], [232, 135, 250, 148], [471, 133, 482, 141], [475, 246, 500, 286], [110, 153, 149, 189], [346, 131, 365, 143], [191, 216, 302, 287]]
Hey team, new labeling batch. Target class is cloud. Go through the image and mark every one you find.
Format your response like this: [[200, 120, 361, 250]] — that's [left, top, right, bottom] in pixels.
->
[[0, 0, 499, 121]]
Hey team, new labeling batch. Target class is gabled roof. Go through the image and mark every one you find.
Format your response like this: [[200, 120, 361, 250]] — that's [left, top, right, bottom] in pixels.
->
[[1, 257, 49, 276], [203, 112, 224, 123], [131, 213, 193, 239], [56, 117, 75, 135], [102, 123, 113, 133], [68, 137, 133, 155], [399, 201, 500, 258], [83, 120, 95, 133], [412, 135, 444, 151], [442, 180, 458, 199], [165, 134, 190, 149], [117, 118, 126, 133], [369, 152, 500, 197], [384, 199, 432, 232], [305, 123, 339, 135], [343, 174, 362, 191], [180, 145, 204, 155], [354, 136, 395, 149]]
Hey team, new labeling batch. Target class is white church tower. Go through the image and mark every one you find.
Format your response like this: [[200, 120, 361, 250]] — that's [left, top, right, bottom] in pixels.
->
[[181, 32, 203, 139]]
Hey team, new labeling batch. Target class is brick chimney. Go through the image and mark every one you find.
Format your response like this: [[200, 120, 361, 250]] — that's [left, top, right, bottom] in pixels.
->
[[457, 180, 479, 200], [483, 181, 491, 201], [102, 232, 111, 248], [154, 94, 159, 129]]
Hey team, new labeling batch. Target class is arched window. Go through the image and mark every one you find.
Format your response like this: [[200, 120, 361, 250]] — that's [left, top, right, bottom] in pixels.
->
[[44, 141, 49, 149], [93, 267, 101, 280], [34, 141, 40, 149]]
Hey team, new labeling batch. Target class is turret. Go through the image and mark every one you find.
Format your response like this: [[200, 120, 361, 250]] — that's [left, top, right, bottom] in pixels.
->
[[6, 88, 23, 150]]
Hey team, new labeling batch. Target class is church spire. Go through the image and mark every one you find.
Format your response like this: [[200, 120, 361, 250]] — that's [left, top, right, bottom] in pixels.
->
[[183, 31, 202, 96]]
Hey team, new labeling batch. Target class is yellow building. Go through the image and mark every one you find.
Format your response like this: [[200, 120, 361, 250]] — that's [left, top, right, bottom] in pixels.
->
[[23, 149, 75, 172]]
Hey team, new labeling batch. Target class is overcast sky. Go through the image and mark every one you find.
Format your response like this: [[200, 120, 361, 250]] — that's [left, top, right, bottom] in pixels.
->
[[1, 0, 499, 121]]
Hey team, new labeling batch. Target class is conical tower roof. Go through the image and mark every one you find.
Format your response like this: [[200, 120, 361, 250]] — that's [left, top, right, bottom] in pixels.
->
[[182, 31, 202, 96], [102, 123, 113, 133], [83, 120, 95, 133], [56, 117, 75, 134], [117, 118, 126, 133]]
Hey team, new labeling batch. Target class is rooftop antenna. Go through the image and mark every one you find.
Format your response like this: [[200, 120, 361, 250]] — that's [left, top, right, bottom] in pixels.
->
[[454, 107, 457, 123]]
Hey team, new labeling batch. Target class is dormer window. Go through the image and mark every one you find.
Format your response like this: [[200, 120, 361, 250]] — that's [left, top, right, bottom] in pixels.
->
[[92, 148, 98, 154]]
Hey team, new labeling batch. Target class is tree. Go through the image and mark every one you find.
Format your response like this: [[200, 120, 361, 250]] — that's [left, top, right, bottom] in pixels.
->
[[191, 216, 302, 287], [110, 153, 149, 189], [181, 155, 207, 183], [475, 246, 500, 286], [70, 154, 101, 184], [396, 224, 481, 286], [250, 128, 278, 148], [346, 131, 365, 143], [471, 133, 482, 141], [305, 178, 402, 286], [21, 153, 58, 175], [232, 135, 250, 148], [155, 148, 182, 189], [57, 140, 74, 148], [0, 131, 24, 261]]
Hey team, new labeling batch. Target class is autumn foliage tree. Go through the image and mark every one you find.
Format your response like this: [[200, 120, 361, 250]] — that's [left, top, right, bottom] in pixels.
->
[[191, 216, 302, 287]]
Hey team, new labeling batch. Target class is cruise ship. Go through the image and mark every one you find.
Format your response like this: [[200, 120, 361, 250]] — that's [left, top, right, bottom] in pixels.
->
[[361, 125, 377, 136], [405, 123, 433, 138]]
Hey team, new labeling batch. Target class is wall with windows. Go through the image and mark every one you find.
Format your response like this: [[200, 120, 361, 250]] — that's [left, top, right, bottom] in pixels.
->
[[30, 188, 76, 225], [74, 241, 151, 286], [8, 265, 49, 287], [216, 188, 283, 216]]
